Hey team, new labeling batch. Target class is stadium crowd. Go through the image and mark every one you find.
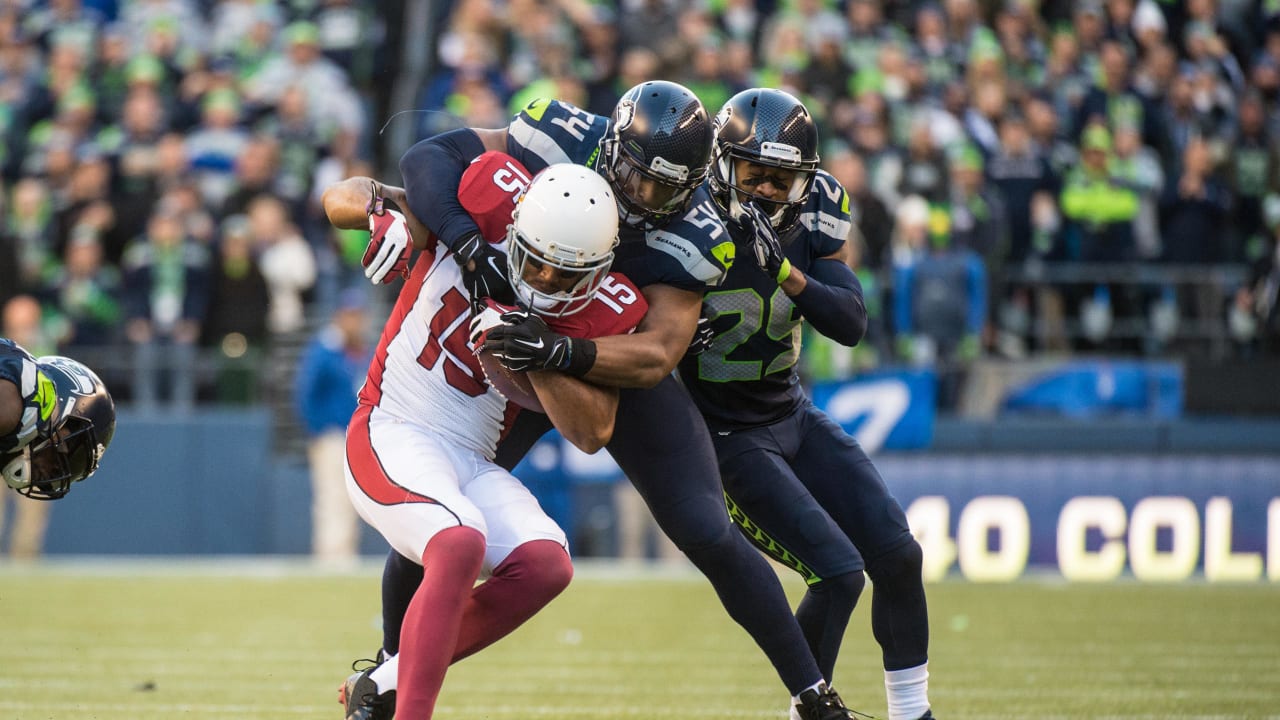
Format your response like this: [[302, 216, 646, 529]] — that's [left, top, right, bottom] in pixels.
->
[[2, 0, 1280, 409]]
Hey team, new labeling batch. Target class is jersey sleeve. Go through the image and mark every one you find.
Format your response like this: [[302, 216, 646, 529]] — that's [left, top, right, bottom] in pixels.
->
[[458, 151, 534, 245], [629, 188, 735, 291], [796, 170, 853, 259], [0, 340, 45, 454], [506, 98, 609, 173], [548, 272, 648, 339]]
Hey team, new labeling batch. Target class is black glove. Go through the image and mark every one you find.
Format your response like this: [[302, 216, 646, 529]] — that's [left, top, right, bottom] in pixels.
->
[[484, 309, 598, 376], [739, 200, 791, 284], [687, 311, 717, 356], [453, 231, 516, 308]]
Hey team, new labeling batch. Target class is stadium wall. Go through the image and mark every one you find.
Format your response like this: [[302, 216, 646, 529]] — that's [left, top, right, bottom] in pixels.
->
[[29, 409, 1280, 583]]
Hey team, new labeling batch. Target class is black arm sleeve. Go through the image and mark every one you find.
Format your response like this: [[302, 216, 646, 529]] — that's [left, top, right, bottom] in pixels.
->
[[399, 129, 488, 252], [790, 257, 867, 347]]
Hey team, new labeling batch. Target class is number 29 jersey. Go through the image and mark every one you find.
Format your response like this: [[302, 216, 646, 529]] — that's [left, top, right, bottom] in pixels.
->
[[677, 170, 853, 431], [507, 98, 735, 292], [357, 151, 647, 460]]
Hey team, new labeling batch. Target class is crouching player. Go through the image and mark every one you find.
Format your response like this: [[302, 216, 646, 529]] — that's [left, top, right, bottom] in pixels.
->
[[324, 154, 646, 720]]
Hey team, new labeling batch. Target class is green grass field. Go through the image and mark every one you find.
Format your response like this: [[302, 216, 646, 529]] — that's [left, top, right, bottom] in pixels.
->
[[1, 560, 1277, 720]]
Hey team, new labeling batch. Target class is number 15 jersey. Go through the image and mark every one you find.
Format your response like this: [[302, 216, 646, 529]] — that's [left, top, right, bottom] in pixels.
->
[[357, 151, 647, 460]]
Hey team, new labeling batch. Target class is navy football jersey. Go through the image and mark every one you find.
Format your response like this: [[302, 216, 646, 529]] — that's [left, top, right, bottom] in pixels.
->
[[0, 339, 45, 455], [678, 170, 853, 430], [506, 98, 733, 291]]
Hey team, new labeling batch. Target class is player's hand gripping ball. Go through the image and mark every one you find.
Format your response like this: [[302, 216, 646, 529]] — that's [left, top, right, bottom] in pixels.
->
[[470, 304, 545, 413]]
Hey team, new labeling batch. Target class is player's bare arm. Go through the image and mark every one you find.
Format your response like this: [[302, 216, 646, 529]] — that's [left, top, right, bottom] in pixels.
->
[[0, 378, 20, 435], [529, 372, 618, 453], [321, 177, 432, 250], [585, 284, 702, 388]]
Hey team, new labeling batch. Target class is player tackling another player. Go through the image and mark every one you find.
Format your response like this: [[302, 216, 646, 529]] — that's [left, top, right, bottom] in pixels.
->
[[329, 80, 899, 720], [325, 155, 646, 720], [1, 339, 116, 501]]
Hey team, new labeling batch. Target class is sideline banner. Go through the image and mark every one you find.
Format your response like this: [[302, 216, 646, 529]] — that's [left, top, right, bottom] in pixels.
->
[[518, 443, 1280, 582]]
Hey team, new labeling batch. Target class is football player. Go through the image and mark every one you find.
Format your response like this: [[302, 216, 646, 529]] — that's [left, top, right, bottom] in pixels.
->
[[327, 155, 645, 720], [0, 340, 116, 501], [338, 81, 862, 720], [677, 88, 936, 720]]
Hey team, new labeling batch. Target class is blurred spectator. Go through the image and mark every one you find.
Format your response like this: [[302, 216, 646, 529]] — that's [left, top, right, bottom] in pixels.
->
[[200, 213, 269, 358], [825, 143, 892, 271], [1, 178, 56, 300], [121, 202, 210, 410], [42, 226, 122, 349], [293, 288, 369, 563], [892, 195, 987, 408], [1160, 136, 1229, 264], [248, 194, 315, 336], [185, 87, 249, 211], [898, 116, 949, 204], [1232, 199, 1280, 355], [0, 294, 55, 559], [1062, 124, 1138, 262], [1224, 92, 1280, 262], [1111, 120, 1166, 260], [987, 112, 1058, 264], [220, 135, 280, 219]]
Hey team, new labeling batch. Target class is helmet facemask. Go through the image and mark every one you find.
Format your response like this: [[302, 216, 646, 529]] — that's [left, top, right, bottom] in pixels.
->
[[3, 415, 101, 500], [712, 143, 815, 234], [507, 223, 613, 318], [603, 137, 703, 230]]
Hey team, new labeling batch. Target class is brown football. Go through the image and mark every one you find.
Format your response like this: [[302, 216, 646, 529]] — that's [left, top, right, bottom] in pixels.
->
[[477, 347, 545, 413]]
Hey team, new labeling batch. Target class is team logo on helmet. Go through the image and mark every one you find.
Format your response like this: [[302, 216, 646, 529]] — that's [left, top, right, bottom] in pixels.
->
[[713, 106, 732, 132], [615, 99, 636, 132]]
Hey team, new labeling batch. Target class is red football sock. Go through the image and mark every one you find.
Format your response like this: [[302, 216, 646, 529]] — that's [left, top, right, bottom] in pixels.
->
[[396, 526, 486, 718], [452, 539, 573, 662]]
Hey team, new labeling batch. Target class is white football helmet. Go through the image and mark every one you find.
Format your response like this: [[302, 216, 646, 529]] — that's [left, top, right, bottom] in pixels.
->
[[506, 164, 620, 317]]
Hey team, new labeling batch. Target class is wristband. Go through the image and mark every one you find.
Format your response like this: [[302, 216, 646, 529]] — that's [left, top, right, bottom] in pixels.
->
[[775, 257, 792, 284], [562, 337, 597, 377], [366, 182, 403, 216]]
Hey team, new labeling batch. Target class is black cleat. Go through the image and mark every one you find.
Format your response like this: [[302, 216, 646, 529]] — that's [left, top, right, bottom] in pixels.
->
[[918, 712, 935, 719], [337, 654, 396, 720], [794, 683, 867, 720]]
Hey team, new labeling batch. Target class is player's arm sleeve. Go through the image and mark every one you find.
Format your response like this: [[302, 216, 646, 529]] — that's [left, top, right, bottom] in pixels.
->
[[400, 129, 488, 253], [528, 372, 617, 454], [584, 284, 702, 388], [790, 256, 867, 347]]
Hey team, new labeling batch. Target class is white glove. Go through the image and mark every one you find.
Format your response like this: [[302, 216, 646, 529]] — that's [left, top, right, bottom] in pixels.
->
[[363, 208, 412, 285]]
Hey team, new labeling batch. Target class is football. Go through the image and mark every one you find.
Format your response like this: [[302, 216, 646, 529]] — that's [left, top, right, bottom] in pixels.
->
[[477, 346, 545, 413]]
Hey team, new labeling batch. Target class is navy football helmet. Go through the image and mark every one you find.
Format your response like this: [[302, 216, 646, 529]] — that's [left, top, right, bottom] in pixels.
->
[[2, 356, 115, 500], [709, 88, 820, 234], [601, 80, 713, 229]]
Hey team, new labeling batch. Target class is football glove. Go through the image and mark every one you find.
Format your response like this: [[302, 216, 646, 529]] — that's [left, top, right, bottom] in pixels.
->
[[739, 200, 791, 284], [483, 310, 571, 372], [363, 190, 412, 284], [687, 311, 717, 356], [453, 231, 516, 308]]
